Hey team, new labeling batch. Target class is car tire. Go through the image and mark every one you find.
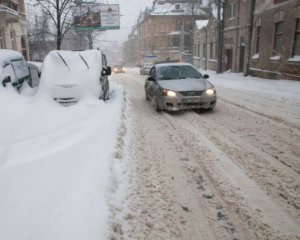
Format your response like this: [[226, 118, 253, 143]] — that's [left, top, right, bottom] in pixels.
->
[[154, 97, 161, 112], [145, 91, 150, 101]]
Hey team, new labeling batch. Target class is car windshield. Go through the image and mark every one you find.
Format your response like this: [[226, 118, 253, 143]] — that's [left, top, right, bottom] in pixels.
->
[[157, 65, 202, 80]]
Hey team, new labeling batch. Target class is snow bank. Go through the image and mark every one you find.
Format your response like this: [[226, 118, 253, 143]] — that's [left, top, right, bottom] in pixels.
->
[[0, 79, 124, 240], [200, 70, 300, 103]]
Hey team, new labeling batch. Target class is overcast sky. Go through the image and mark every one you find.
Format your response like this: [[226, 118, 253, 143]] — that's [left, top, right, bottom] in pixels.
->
[[94, 0, 153, 48]]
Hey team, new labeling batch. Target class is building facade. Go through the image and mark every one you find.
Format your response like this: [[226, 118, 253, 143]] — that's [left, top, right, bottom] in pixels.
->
[[0, 0, 29, 59], [193, 18, 218, 71], [222, 0, 252, 73], [136, 0, 211, 65], [249, 0, 300, 80], [123, 26, 138, 67]]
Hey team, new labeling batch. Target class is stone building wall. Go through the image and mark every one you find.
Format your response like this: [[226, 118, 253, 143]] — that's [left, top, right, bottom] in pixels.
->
[[250, 0, 300, 80]]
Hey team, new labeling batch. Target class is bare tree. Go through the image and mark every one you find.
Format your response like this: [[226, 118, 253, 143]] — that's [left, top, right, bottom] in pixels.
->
[[29, 0, 76, 49], [27, 8, 56, 60]]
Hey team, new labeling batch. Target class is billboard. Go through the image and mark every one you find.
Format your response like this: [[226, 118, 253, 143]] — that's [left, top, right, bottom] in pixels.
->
[[74, 3, 120, 31]]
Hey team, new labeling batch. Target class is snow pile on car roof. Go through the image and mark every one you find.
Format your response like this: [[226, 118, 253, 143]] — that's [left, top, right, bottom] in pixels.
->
[[0, 49, 23, 69], [37, 50, 102, 101]]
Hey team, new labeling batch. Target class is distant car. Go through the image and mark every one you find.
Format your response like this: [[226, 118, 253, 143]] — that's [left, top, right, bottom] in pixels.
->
[[144, 63, 217, 112], [0, 49, 32, 92], [113, 65, 126, 73], [38, 50, 111, 106], [140, 63, 154, 75]]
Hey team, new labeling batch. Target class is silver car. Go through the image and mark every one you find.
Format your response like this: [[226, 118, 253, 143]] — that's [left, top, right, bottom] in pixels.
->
[[144, 63, 216, 112]]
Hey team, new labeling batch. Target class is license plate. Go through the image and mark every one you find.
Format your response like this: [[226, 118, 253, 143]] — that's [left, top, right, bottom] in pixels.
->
[[183, 98, 202, 103]]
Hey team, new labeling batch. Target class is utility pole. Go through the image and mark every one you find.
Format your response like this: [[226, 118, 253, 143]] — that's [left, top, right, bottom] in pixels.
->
[[216, 0, 223, 73], [244, 0, 256, 76], [205, 28, 208, 70], [180, 15, 185, 62]]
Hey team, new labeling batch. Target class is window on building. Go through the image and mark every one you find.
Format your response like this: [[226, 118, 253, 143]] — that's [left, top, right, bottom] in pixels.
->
[[256, 26, 261, 54], [10, 30, 16, 50], [210, 42, 214, 59], [228, 3, 236, 19], [293, 18, 300, 56], [273, 21, 283, 55], [0, 31, 3, 49], [21, 35, 28, 60], [197, 43, 200, 57], [171, 35, 180, 48]]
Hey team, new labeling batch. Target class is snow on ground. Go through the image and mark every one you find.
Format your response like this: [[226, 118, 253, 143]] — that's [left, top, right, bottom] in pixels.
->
[[202, 70, 300, 103], [0, 79, 125, 240], [0, 67, 299, 239], [200, 70, 300, 129]]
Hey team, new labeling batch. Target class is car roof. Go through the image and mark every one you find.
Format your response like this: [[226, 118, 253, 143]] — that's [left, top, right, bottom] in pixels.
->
[[155, 62, 192, 68], [41, 50, 102, 83], [0, 49, 24, 67]]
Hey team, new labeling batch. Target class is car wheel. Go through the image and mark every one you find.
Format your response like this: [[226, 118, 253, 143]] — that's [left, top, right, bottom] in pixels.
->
[[104, 90, 109, 101], [145, 91, 150, 101], [154, 97, 161, 112]]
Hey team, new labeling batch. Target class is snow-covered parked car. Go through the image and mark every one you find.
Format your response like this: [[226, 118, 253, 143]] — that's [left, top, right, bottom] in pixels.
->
[[38, 50, 111, 106], [145, 62, 217, 112], [0, 49, 32, 92]]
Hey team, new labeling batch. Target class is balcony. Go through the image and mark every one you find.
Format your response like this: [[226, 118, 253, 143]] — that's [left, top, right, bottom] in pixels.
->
[[0, 0, 19, 23]]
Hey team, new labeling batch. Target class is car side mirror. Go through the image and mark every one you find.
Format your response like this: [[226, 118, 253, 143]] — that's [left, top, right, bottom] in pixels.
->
[[102, 66, 111, 76], [2, 76, 11, 87], [203, 74, 209, 79], [106, 66, 111, 76], [147, 76, 155, 81]]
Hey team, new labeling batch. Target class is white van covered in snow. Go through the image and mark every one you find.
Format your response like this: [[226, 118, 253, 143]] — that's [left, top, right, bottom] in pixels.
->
[[0, 49, 31, 92], [38, 50, 111, 106]]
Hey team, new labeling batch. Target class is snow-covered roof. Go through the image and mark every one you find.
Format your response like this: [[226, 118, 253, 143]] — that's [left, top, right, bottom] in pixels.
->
[[196, 20, 209, 30], [151, 2, 209, 16]]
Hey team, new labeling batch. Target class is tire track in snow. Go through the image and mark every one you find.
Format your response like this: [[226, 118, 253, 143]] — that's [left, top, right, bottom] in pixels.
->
[[164, 112, 300, 239]]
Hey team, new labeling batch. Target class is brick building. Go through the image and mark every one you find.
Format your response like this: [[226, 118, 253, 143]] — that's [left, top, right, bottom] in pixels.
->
[[193, 17, 217, 71], [0, 0, 29, 59], [123, 26, 138, 67], [136, 0, 211, 65], [249, 0, 300, 80], [222, 0, 252, 73]]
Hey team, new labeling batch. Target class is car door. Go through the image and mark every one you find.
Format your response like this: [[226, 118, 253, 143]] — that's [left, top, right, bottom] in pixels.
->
[[145, 66, 156, 100]]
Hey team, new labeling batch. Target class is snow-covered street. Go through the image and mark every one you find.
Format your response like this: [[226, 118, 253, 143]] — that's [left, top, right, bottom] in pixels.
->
[[110, 69, 300, 240], [0, 69, 299, 239]]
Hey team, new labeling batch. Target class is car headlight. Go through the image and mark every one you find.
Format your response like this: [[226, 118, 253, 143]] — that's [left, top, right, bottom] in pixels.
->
[[205, 88, 215, 95], [114, 68, 117, 71], [163, 90, 177, 97], [122, 67, 126, 71]]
